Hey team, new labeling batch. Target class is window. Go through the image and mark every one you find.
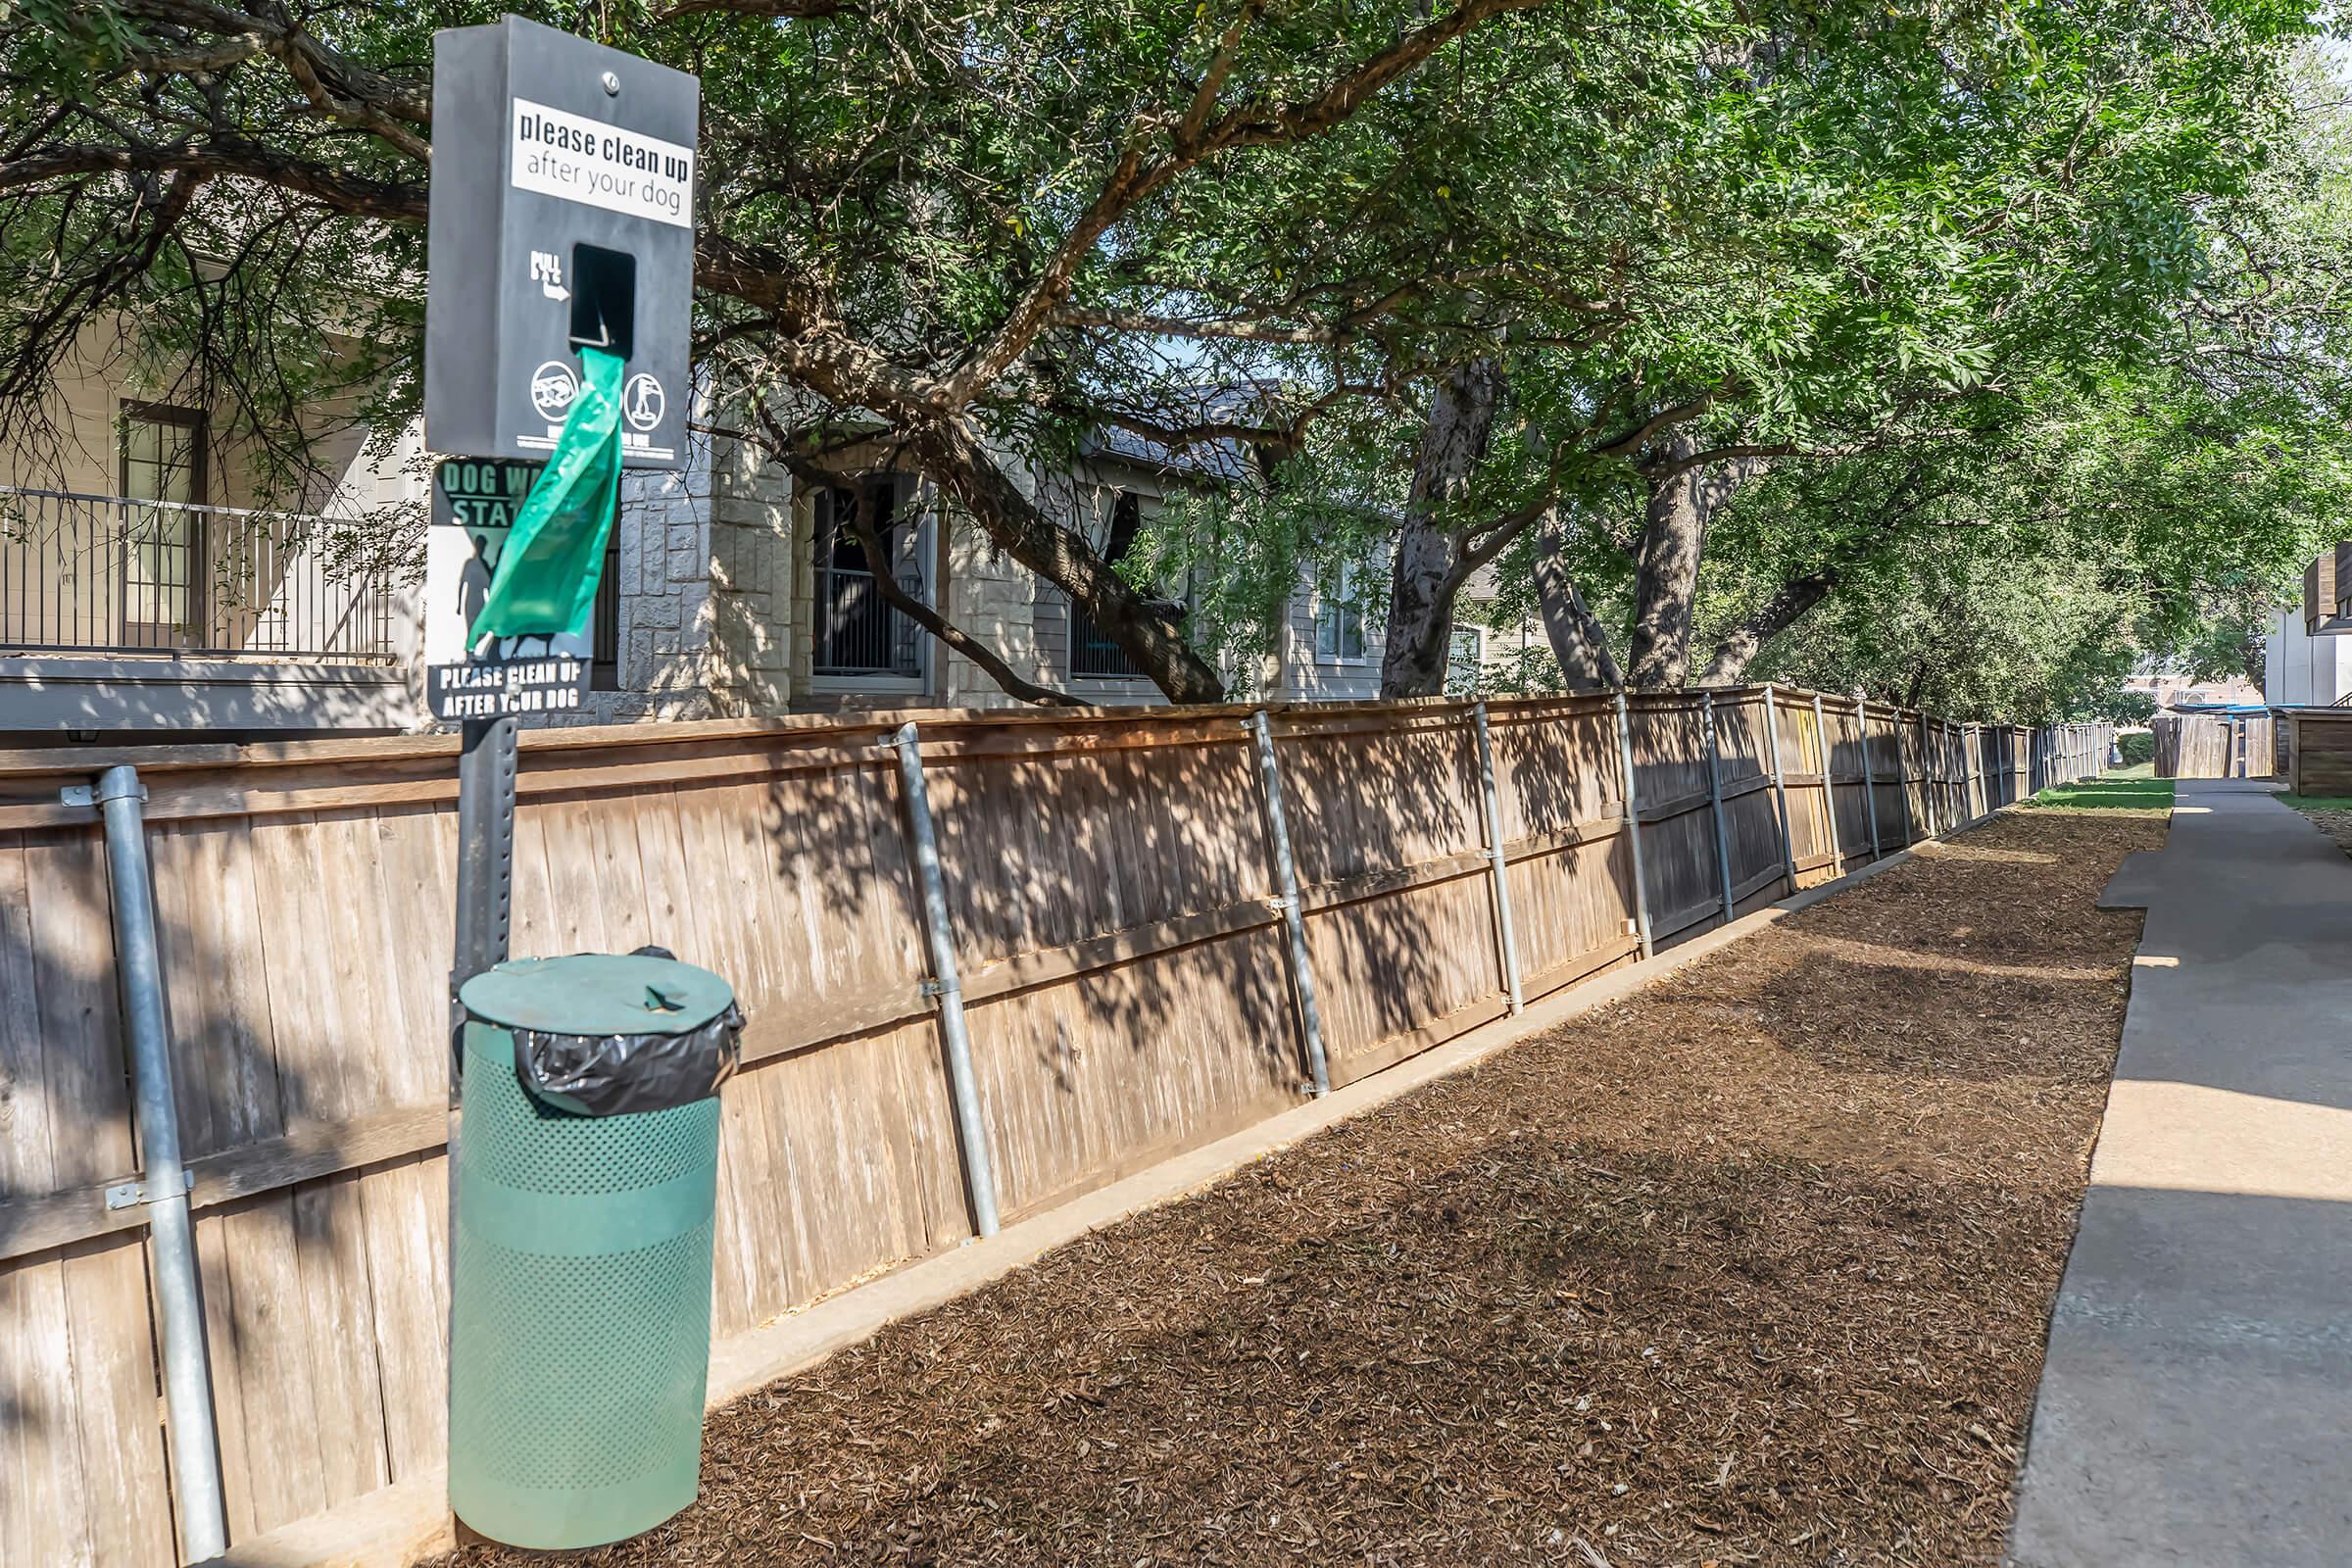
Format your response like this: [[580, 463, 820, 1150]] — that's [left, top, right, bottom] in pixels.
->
[[1071, 490, 1147, 679], [812, 479, 923, 677], [119, 404, 207, 647], [1314, 560, 1367, 662], [590, 523, 621, 690], [1448, 624, 1486, 692]]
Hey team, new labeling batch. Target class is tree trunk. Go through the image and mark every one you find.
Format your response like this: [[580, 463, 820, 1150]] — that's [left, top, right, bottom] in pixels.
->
[[1381, 360, 1504, 697], [1528, 503, 1621, 690], [1697, 568, 1837, 685], [902, 416, 1226, 703], [1625, 437, 1761, 689], [2234, 624, 2266, 693]]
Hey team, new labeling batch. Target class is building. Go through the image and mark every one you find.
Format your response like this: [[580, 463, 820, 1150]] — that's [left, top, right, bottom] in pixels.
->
[[0, 324, 424, 738], [2265, 550, 2352, 708], [0, 345, 1534, 739], [2127, 667, 2266, 710]]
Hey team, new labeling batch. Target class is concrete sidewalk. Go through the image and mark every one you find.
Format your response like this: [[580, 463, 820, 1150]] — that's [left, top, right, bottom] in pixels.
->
[[2009, 781, 2352, 1566]]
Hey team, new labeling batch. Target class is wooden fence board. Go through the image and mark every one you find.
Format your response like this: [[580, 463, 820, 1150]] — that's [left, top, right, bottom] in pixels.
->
[[18, 829, 178, 1568], [0, 832, 95, 1568]]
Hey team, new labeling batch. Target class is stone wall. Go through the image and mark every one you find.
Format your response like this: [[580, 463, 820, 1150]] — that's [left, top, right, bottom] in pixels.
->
[[937, 504, 1053, 710], [541, 430, 718, 727], [705, 429, 798, 716]]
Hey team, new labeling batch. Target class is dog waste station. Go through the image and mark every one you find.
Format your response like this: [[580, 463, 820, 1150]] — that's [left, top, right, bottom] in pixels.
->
[[422, 17, 743, 1551]]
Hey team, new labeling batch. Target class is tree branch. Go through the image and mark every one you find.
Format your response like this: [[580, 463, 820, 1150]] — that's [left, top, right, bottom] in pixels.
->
[[1529, 503, 1622, 690], [653, 0, 859, 18], [1592, 391, 1718, 461], [1697, 568, 1838, 684], [0, 140, 427, 220], [936, 0, 1540, 411], [1053, 306, 1335, 344], [845, 498, 1084, 708]]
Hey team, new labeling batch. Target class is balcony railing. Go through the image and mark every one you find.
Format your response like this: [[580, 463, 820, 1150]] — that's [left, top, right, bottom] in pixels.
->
[[1071, 612, 1145, 678], [0, 486, 399, 662], [813, 560, 924, 677]]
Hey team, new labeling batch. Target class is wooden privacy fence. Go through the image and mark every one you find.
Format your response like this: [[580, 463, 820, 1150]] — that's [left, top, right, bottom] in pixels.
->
[[0, 689, 2110, 1567], [2152, 710, 2274, 779]]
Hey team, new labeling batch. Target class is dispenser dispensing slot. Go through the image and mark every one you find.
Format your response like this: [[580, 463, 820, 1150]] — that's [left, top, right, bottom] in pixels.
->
[[568, 243, 636, 358]]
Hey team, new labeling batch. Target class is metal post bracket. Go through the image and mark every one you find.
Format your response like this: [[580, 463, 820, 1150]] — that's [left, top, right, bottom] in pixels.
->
[[62, 776, 148, 808], [104, 1169, 195, 1211]]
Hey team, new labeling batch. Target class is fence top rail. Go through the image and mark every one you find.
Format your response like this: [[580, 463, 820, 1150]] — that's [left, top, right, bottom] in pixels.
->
[[0, 683, 2063, 795]]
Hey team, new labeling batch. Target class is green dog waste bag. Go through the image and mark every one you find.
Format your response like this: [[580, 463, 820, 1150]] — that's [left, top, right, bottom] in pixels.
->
[[471, 346, 624, 641]]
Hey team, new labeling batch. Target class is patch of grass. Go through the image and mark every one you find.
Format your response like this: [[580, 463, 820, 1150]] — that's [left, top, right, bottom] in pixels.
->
[[2278, 793, 2352, 811], [2107, 760, 2155, 780], [2033, 773, 2175, 810]]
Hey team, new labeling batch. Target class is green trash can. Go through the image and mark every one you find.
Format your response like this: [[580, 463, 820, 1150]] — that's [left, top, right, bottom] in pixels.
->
[[449, 953, 742, 1550]]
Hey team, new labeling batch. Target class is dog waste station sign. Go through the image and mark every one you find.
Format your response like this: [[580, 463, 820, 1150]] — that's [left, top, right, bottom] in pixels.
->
[[421, 5, 700, 984], [426, 457, 591, 718]]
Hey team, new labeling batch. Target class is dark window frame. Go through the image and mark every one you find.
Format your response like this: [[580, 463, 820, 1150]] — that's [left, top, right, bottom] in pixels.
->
[[117, 402, 210, 649], [811, 477, 926, 679], [1070, 490, 1151, 680], [1314, 558, 1368, 664]]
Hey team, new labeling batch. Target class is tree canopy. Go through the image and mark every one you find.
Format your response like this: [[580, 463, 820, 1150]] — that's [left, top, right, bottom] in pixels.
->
[[0, 0, 2340, 709]]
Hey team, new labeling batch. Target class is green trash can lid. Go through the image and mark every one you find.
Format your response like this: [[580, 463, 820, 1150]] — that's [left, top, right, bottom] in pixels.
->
[[460, 954, 736, 1036]]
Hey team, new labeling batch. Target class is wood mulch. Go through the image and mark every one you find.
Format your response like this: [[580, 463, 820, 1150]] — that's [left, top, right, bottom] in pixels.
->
[[439, 806, 2163, 1568]]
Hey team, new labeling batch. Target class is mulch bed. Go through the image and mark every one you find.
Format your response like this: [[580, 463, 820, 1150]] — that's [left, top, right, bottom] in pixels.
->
[[440, 807, 2163, 1568]]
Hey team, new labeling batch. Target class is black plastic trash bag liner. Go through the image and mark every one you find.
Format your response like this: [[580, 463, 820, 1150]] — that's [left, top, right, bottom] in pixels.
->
[[513, 1002, 745, 1116], [511, 948, 746, 1116]]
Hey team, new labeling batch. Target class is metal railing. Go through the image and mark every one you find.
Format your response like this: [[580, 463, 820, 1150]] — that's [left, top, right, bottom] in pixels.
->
[[813, 560, 924, 677], [1069, 601, 1143, 678], [0, 485, 400, 662]]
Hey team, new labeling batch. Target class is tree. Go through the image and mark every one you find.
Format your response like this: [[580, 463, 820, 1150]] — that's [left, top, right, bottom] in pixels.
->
[[1, 0, 1569, 701], [1690, 352, 2352, 715], [1, 0, 2325, 711]]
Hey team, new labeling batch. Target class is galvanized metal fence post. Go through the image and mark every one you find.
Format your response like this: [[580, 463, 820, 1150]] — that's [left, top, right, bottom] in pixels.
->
[[1935, 721, 1944, 823], [1920, 713, 1939, 836], [1471, 702, 1524, 1016], [893, 722, 1002, 1239], [450, 715, 519, 1070], [1956, 723, 1976, 822], [1938, 720, 1953, 824], [1894, 710, 1915, 845], [74, 765, 228, 1562], [1612, 692, 1656, 960], [1811, 692, 1845, 879], [1762, 686, 1798, 891], [1959, 723, 1972, 818], [1250, 710, 1333, 1097], [1857, 702, 1882, 858], [1701, 692, 1737, 920]]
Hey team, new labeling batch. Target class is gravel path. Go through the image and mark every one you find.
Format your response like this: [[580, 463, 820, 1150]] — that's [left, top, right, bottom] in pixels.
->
[[441, 806, 2162, 1568]]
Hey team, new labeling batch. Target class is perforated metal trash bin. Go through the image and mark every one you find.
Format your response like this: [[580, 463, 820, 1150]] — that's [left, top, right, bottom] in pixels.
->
[[449, 954, 737, 1550]]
